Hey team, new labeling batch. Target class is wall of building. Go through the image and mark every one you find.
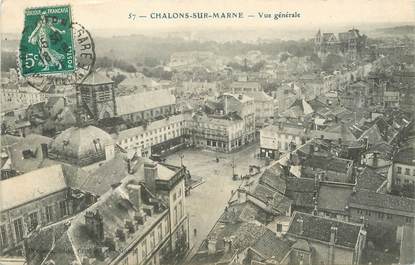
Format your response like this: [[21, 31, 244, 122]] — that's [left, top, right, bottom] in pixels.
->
[[116, 114, 187, 157], [349, 207, 414, 228], [392, 162, 415, 186], [0, 189, 70, 254], [118, 213, 171, 265]]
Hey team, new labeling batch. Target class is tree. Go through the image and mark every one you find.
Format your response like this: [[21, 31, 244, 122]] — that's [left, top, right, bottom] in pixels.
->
[[322, 53, 344, 72]]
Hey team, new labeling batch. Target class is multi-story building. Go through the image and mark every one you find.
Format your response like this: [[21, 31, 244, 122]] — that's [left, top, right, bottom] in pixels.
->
[[24, 159, 189, 265], [229, 81, 261, 93], [218, 93, 256, 143], [244, 91, 274, 128], [187, 113, 246, 152], [260, 123, 306, 159], [1, 85, 47, 113], [286, 211, 367, 265], [0, 165, 93, 255], [115, 90, 176, 123], [114, 114, 189, 157], [391, 146, 415, 187], [348, 189, 415, 228]]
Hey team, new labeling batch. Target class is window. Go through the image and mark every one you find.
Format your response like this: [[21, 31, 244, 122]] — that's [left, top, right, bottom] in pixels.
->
[[0, 225, 7, 248], [179, 201, 183, 219], [14, 218, 24, 241], [396, 178, 401, 185], [405, 168, 410, 175], [174, 206, 178, 226], [150, 231, 155, 249], [59, 201, 68, 217], [406, 217, 412, 224], [377, 212, 384, 219], [158, 224, 163, 242], [164, 219, 169, 236], [45, 205, 53, 223], [386, 214, 393, 220], [141, 240, 147, 257], [397, 167, 402, 174], [28, 212, 39, 231], [277, 223, 283, 232]]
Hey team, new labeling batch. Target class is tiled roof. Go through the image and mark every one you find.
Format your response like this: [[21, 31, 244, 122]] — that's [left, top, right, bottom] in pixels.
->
[[5, 134, 52, 173], [287, 212, 363, 249], [285, 178, 315, 208], [259, 163, 287, 194], [348, 189, 415, 215], [365, 142, 395, 160], [317, 184, 353, 213], [251, 229, 292, 262], [115, 90, 176, 116], [356, 167, 387, 191], [0, 165, 67, 211], [302, 154, 352, 174], [26, 178, 168, 265], [244, 91, 273, 102], [393, 147, 415, 166]]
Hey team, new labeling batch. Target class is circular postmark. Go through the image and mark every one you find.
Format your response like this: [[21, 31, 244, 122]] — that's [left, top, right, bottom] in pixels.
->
[[20, 22, 96, 92]]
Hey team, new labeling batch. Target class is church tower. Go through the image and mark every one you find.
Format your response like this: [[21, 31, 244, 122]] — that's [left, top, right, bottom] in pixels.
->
[[76, 71, 116, 122]]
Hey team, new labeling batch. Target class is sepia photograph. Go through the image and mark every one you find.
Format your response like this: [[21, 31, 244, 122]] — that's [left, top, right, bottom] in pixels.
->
[[0, 0, 414, 265]]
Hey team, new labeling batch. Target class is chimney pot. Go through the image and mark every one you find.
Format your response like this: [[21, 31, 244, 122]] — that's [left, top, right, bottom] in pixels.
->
[[207, 238, 217, 254], [330, 226, 338, 244]]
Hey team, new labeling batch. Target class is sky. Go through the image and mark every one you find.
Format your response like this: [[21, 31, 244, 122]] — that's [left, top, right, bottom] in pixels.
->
[[1, 0, 414, 37]]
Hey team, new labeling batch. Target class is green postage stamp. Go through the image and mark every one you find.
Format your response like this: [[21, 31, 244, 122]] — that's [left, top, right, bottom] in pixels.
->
[[19, 5, 75, 76]]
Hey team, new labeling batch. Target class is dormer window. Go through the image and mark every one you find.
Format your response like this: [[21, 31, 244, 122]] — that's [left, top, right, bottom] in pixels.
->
[[93, 138, 102, 152]]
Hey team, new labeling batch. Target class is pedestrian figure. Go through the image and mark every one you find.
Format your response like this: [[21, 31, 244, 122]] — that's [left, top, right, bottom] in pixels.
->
[[216, 157, 219, 163], [194, 228, 197, 237]]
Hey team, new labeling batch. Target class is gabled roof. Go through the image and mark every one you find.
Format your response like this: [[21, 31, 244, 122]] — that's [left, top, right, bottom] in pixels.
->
[[251, 229, 292, 262], [318, 183, 353, 213], [287, 212, 363, 249], [348, 189, 415, 215], [356, 167, 387, 191], [26, 178, 168, 265], [0, 165, 67, 211], [115, 90, 176, 116], [393, 147, 415, 166], [285, 177, 315, 209]]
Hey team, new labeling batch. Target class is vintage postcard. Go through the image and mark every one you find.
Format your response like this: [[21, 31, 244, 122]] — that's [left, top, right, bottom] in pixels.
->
[[0, 1, 414, 265]]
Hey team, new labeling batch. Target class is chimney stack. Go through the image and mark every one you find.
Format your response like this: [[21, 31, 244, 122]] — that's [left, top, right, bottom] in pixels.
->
[[144, 162, 158, 192], [84, 210, 104, 242], [237, 188, 247, 203], [224, 238, 232, 253], [127, 184, 141, 209], [40, 143, 48, 158], [207, 238, 217, 254]]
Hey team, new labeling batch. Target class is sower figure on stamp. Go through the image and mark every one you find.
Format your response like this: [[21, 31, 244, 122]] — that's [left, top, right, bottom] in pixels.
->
[[28, 15, 65, 71]]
